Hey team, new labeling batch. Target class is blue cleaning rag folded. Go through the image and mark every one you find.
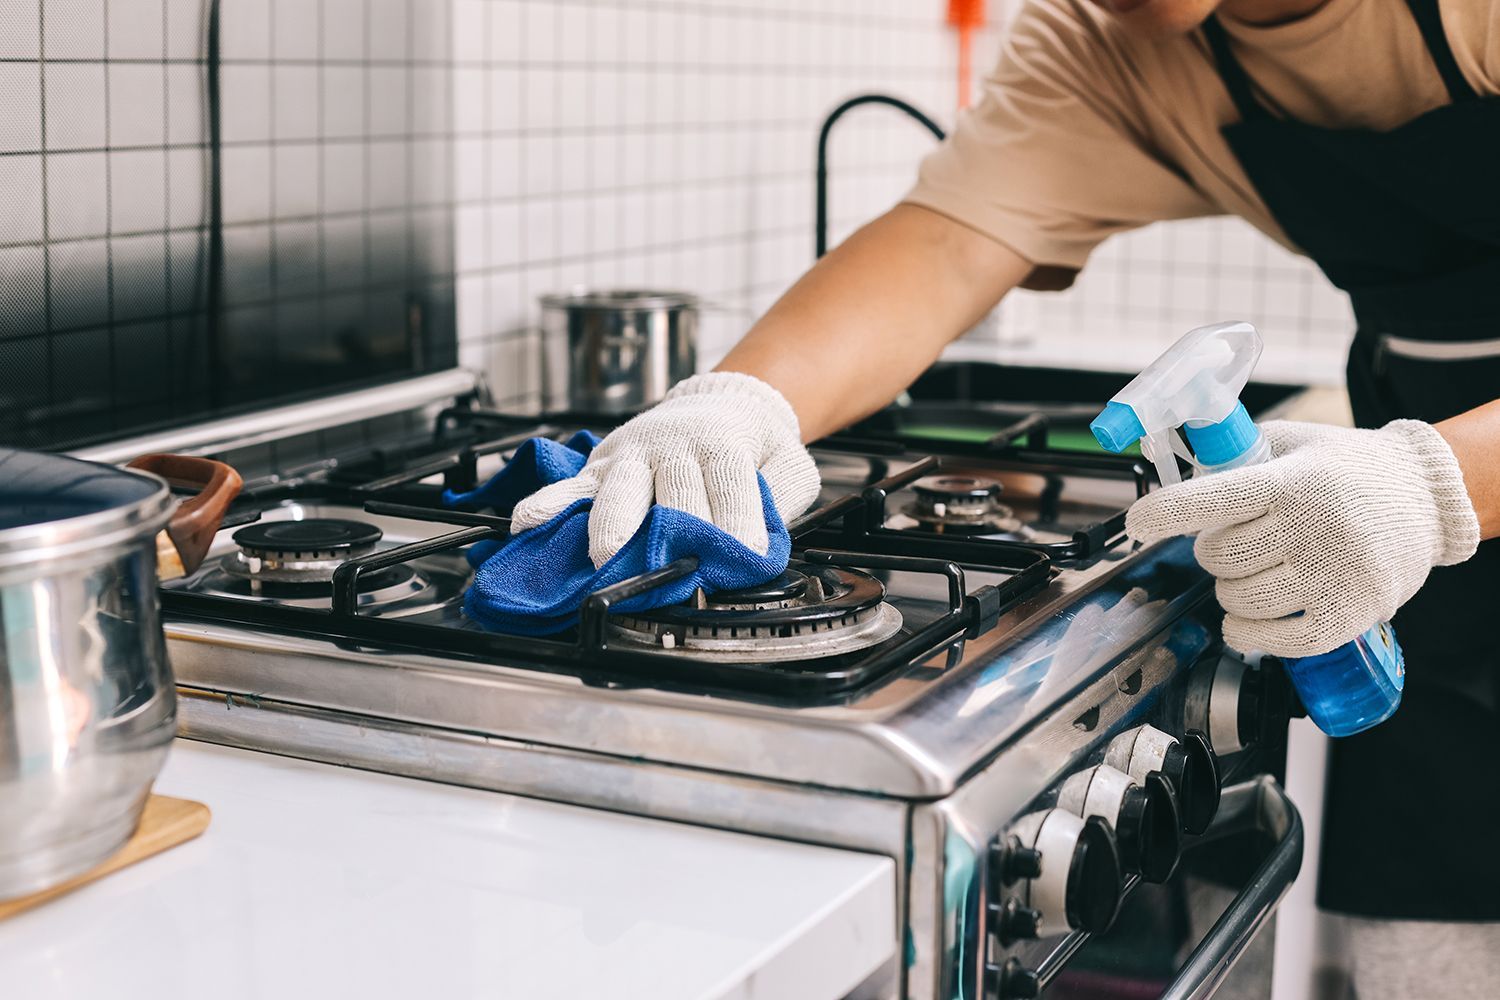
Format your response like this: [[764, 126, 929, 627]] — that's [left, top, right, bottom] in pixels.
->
[[443, 431, 791, 635]]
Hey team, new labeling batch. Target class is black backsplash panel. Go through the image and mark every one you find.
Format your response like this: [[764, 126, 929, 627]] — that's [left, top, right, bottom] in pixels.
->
[[0, 0, 458, 451]]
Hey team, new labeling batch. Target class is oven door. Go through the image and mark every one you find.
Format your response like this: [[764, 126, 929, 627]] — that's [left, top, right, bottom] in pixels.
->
[[1020, 777, 1302, 1000]]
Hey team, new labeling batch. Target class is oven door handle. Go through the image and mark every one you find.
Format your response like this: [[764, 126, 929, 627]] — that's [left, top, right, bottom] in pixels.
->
[[1161, 775, 1303, 1000]]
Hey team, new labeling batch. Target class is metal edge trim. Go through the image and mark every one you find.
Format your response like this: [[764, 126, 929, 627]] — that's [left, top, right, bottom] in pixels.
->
[[173, 686, 911, 857], [68, 369, 479, 464]]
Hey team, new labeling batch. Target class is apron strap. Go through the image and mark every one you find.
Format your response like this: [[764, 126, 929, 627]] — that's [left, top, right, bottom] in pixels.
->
[[1402, 0, 1478, 103], [1207, 0, 1477, 121], [1202, 17, 1268, 123]]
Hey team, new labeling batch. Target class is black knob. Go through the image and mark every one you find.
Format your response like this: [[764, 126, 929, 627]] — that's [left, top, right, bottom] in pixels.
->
[[985, 959, 1040, 999], [1235, 664, 1264, 751], [1064, 816, 1122, 934], [990, 834, 1043, 886], [1128, 773, 1183, 882], [1159, 730, 1220, 835], [989, 897, 1042, 945], [1257, 660, 1300, 740], [1267, 657, 1309, 719]]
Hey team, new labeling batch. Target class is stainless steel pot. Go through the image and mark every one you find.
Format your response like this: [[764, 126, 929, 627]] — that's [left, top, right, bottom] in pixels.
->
[[540, 289, 698, 413], [0, 449, 239, 899]]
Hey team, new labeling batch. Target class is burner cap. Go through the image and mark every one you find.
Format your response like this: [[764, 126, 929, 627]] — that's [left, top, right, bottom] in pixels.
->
[[702, 569, 812, 609], [608, 561, 904, 662], [233, 518, 383, 557], [905, 474, 1020, 535], [912, 475, 1002, 503]]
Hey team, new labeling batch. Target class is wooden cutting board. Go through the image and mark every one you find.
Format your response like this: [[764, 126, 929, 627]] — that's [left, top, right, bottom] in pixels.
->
[[0, 794, 211, 920]]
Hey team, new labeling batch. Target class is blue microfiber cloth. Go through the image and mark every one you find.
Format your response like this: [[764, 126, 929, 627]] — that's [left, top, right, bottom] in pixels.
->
[[443, 431, 790, 635]]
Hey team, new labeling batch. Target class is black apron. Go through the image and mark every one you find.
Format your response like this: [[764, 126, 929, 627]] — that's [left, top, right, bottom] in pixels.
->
[[1203, 0, 1500, 920]]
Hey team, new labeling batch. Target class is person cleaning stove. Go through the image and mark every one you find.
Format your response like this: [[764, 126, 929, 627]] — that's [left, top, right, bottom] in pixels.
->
[[509, 0, 1499, 992]]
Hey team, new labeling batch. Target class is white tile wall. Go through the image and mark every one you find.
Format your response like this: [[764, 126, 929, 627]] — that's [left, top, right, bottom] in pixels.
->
[[974, 217, 1356, 385], [453, 0, 1356, 413]]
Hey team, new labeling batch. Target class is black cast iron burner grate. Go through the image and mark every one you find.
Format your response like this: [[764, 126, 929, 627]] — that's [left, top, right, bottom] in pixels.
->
[[157, 401, 1157, 700], [430, 406, 1149, 561], [296, 459, 1052, 698], [161, 483, 1049, 701]]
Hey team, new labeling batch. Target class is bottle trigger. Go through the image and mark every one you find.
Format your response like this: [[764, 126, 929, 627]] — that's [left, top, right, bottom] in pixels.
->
[[1141, 430, 1183, 487]]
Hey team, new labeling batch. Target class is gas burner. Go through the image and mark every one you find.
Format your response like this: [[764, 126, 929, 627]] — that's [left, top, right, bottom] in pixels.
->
[[228, 518, 384, 583], [607, 562, 904, 662], [903, 475, 1021, 535], [186, 514, 472, 618]]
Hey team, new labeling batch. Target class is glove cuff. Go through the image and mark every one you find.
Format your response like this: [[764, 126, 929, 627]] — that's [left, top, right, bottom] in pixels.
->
[[1388, 419, 1481, 566], [665, 371, 804, 439]]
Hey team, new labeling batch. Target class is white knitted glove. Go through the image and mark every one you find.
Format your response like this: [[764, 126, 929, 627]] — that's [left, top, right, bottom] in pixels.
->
[[511, 372, 822, 568], [1126, 420, 1480, 659]]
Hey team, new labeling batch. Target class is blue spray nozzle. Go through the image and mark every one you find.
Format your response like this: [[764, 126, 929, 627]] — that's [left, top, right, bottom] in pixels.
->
[[1090, 321, 1263, 485], [1091, 401, 1145, 453], [1182, 402, 1259, 467]]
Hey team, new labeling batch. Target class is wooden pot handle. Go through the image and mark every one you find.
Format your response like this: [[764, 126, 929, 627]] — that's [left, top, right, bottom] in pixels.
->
[[126, 454, 243, 577]]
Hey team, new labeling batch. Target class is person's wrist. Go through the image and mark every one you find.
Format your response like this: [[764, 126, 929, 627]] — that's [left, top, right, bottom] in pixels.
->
[[1434, 402, 1500, 542], [666, 371, 804, 439], [1387, 419, 1481, 565]]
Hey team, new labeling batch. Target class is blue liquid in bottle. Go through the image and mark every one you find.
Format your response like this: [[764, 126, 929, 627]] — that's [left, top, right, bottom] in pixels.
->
[[1281, 622, 1404, 737]]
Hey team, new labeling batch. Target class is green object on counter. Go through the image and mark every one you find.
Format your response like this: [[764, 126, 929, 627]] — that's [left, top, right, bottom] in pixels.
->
[[1049, 428, 1142, 455], [898, 424, 997, 444], [900, 423, 1140, 455]]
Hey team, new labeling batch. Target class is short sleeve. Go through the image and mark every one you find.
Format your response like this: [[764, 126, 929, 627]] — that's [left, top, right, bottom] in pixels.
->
[[903, 0, 1219, 282]]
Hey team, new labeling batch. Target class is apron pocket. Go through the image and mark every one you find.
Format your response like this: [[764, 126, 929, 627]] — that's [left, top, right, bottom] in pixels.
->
[[1369, 333, 1500, 424]]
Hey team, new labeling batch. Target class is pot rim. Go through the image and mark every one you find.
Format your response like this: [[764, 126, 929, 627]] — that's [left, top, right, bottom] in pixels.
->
[[538, 287, 699, 311], [0, 450, 174, 574]]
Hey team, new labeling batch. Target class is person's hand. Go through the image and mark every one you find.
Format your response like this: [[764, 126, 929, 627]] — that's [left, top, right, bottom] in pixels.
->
[[1126, 420, 1480, 658], [511, 372, 822, 568]]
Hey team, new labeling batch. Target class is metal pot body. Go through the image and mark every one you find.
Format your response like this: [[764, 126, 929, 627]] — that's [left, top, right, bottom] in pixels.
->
[[541, 290, 698, 413], [0, 450, 176, 899]]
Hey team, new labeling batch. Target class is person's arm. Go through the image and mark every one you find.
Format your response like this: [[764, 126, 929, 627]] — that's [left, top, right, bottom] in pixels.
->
[[511, 203, 1033, 566], [715, 203, 1034, 441], [1436, 397, 1500, 541]]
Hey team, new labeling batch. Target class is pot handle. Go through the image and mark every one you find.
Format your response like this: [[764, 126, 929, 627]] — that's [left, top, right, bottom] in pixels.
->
[[127, 454, 243, 578]]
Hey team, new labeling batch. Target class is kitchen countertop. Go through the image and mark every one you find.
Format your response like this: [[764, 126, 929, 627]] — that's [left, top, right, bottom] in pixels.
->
[[0, 742, 896, 1000]]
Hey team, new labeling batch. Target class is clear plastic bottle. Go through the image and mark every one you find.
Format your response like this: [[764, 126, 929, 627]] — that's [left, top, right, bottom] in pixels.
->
[[1091, 322, 1403, 737], [1279, 624, 1403, 736]]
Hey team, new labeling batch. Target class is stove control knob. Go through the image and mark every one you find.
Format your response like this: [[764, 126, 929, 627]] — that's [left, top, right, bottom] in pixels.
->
[[1106, 724, 1220, 835], [985, 959, 1041, 999], [989, 897, 1043, 945], [1187, 652, 1282, 755], [989, 834, 1044, 887], [1005, 809, 1122, 936], [1058, 764, 1182, 883]]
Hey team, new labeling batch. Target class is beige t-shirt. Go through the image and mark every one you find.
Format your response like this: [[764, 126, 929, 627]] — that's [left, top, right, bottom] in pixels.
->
[[904, 0, 1500, 290]]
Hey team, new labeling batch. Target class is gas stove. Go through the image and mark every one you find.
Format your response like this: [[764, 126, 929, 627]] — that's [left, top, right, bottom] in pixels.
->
[[130, 374, 1300, 1000]]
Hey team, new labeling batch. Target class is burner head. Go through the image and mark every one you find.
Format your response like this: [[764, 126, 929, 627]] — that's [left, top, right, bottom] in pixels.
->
[[233, 518, 383, 558], [608, 562, 904, 662], [905, 475, 1020, 535], [227, 518, 384, 584], [697, 569, 812, 609]]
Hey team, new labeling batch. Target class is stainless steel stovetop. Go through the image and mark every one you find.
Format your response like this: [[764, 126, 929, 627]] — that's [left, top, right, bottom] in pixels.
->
[[136, 386, 1300, 1000]]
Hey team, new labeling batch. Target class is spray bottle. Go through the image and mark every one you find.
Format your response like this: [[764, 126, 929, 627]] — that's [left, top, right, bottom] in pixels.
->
[[1089, 321, 1404, 738]]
